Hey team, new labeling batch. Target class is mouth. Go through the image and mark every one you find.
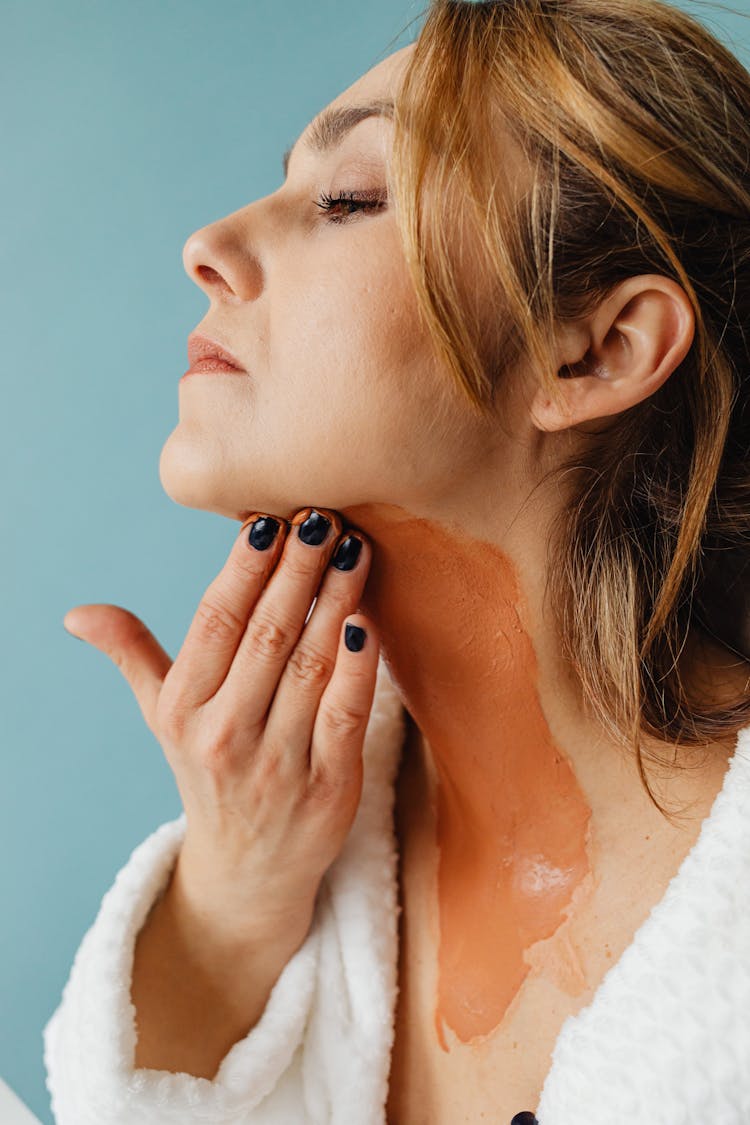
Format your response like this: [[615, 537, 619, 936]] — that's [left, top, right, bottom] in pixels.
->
[[186, 332, 247, 374]]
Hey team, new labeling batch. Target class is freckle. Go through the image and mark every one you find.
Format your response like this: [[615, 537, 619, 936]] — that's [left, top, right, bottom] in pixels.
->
[[645, 835, 650, 841], [513, 1041, 518, 1049]]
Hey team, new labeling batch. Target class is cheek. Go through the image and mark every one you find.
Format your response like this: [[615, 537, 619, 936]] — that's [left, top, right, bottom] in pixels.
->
[[273, 221, 426, 377], [257, 223, 472, 500]]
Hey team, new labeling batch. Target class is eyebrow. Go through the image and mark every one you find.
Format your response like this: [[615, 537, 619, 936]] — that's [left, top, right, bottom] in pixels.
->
[[282, 97, 395, 178]]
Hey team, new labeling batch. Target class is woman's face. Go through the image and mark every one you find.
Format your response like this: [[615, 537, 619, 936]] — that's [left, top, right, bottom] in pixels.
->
[[160, 44, 500, 525]]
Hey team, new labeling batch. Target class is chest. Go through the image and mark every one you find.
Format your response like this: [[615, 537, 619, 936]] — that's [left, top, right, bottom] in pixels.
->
[[384, 743, 584, 1123], [384, 720, 718, 1125], [385, 845, 600, 1122]]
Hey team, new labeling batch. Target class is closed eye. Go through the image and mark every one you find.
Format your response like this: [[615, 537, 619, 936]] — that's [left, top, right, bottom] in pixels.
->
[[314, 189, 387, 224]]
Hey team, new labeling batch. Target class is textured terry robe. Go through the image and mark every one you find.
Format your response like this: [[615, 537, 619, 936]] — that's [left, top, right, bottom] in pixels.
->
[[43, 655, 750, 1124]]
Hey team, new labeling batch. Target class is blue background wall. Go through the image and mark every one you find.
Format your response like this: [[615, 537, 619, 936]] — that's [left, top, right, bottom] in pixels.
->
[[2, 1, 748, 1121]]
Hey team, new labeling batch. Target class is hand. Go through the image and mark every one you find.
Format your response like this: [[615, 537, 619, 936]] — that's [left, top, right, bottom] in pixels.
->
[[62, 507, 379, 944]]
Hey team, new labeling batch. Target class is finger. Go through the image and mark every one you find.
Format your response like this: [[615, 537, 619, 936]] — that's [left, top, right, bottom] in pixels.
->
[[62, 604, 172, 736], [308, 613, 380, 790], [167, 514, 289, 710], [217, 506, 343, 728], [260, 532, 370, 758]]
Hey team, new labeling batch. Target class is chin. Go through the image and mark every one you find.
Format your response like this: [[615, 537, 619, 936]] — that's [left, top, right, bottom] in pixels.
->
[[158, 429, 369, 525], [159, 436, 291, 524], [158, 431, 233, 518]]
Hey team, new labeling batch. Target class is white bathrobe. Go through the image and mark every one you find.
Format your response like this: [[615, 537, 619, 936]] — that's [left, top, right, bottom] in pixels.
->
[[42, 654, 750, 1124]]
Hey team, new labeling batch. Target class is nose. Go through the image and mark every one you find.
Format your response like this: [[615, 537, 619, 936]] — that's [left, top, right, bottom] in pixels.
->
[[182, 208, 263, 303]]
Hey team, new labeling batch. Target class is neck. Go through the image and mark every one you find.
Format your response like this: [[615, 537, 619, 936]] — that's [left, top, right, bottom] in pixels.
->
[[341, 500, 736, 1050]]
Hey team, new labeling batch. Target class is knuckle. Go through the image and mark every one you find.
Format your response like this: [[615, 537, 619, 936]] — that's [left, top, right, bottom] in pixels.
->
[[307, 758, 360, 810], [283, 551, 319, 584], [254, 745, 287, 790], [307, 762, 340, 804], [287, 644, 334, 690], [195, 596, 246, 644], [155, 689, 190, 742], [322, 703, 364, 740], [109, 646, 129, 674], [317, 579, 354, 615], [230, 542, 269, 580], [247, 614, 292, 660], [200, 723, 240, 774]]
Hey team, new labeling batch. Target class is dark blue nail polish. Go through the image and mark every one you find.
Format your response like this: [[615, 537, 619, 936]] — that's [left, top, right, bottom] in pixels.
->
[[298, 509, 331, 546], [345, 624, 366, 652], [248, 516, 280, 551], [331, 535, 363, 571], [510, 1113, 538, 1125]]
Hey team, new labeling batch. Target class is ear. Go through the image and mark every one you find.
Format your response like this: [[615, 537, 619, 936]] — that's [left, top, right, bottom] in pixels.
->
[[530, 275, 695, 433]]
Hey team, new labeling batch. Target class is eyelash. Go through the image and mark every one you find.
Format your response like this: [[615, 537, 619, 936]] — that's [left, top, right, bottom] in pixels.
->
[[314, 189, 387, 224]]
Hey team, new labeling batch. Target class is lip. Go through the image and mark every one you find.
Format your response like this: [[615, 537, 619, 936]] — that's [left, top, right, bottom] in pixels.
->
[[184, 332, 247, 377]]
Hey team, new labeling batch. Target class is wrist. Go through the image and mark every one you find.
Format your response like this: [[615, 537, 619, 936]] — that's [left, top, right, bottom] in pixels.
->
[[167, 845, 320, 958]]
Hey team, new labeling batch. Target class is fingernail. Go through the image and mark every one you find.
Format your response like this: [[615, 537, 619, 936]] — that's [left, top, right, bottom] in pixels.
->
[[247, 516, 280, 551], [345, 623, 366, 652], [298, 509, 331, 546], [331, 535, 363, 571]]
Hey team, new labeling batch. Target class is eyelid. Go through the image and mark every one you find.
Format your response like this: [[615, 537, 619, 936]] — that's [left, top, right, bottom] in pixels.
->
[[314, 188, 388, 223]]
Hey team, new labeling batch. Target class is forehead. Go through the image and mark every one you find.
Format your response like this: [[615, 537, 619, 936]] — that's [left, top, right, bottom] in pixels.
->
[[326, 43, 415, 114], [283, 44, 415, 177]]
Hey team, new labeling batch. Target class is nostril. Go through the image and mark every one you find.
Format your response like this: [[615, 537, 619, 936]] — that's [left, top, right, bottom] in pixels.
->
[[196, 264, 224, 285]]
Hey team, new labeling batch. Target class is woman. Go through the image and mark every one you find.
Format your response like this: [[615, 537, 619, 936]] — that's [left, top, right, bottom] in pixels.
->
[[43, 1, 750, 1121]]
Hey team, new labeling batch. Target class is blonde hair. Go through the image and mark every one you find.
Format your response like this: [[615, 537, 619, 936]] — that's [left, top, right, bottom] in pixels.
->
[[387, 0, 750, 815]]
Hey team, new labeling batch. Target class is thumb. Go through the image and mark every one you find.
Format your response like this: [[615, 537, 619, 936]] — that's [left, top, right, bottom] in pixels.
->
[[63, 604, 172, 736]]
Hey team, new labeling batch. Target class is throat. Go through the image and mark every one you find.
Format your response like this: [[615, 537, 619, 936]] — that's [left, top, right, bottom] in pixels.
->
[[345, 502, 594, 1049]]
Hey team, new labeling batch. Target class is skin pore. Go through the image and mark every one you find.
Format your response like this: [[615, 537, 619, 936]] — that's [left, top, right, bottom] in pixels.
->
[[162, 41, 749, 1098]]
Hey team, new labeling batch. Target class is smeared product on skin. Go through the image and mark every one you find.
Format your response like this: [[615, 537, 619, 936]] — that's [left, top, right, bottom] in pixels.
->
[[521, 903, 592, 996], [345, 503, 593, 1049]]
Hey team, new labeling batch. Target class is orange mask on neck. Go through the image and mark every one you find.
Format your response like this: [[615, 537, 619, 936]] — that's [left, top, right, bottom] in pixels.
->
[[345, 503, 593, 1046]]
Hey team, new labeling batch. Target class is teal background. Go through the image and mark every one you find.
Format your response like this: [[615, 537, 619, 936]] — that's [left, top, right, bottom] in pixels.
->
[[1, 1, 748, 1121]]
